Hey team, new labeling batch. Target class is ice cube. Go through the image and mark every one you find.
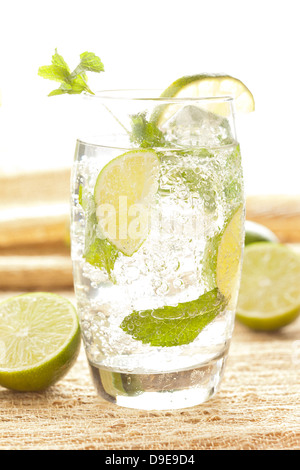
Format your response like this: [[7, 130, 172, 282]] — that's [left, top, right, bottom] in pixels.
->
[[161, 105, 233, 148]]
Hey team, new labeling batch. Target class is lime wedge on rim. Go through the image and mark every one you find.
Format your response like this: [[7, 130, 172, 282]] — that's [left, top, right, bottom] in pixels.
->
[[0, 293, 80, 391], [94, 149, 160, 256], [156, 74, 255, 126], [237, 243, 300, 330], [161, 74, 255, 112]]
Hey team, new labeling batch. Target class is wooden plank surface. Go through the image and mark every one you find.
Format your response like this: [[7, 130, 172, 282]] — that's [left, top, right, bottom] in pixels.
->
[[0, 168, 70, 206], [0, 290, 298, 450], [246, 195, 300, 243], [0, 255, 72, 289]]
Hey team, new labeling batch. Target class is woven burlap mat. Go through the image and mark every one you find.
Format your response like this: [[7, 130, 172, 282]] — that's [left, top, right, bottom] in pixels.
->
[[0, 291, 299, 450]]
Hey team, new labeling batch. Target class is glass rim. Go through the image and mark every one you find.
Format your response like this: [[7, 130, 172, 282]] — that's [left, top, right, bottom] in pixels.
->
[[83, 89, 234, 103], [75, 136, 238, 151]]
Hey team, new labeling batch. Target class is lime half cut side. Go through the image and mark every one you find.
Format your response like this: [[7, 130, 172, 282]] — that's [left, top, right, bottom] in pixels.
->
[[237, 243, 300, 330], [0, 293, 80, 391], [94, 149, 160, 256]]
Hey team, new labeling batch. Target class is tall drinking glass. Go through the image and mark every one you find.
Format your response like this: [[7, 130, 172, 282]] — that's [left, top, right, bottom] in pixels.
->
[[71, 91, 245, 410]]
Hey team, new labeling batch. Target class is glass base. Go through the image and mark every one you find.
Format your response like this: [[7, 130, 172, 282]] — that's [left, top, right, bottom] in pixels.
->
[[88, 351, 228, 410]]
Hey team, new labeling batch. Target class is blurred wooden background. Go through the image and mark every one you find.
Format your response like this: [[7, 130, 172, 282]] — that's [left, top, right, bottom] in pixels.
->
[[0, 169, 72, 289], [1, 168, 300, 290]]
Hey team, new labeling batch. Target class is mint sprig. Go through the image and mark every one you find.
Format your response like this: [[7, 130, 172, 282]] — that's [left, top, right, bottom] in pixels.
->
[[38, 49, 104, 96], [120, 288, 227, 347]]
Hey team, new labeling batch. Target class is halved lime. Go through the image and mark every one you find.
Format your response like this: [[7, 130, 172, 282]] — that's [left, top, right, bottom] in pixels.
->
[[94, 149, 160, 256], [237, 243, 300, 330], [0, 293, 80, 391]]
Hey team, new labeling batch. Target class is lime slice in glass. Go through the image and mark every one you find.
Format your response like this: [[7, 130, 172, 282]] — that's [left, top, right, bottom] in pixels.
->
[[0, 293, 80, 391], [237, 243, 300, 330], [216, 205, 244, 298], [203, 205, 244, 299], [94, 149, 160, 256]]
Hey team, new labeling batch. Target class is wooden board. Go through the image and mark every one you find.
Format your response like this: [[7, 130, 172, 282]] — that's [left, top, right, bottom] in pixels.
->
[[0, 168, 70, 207], [0, 255, 73, 289], [246, 194, 300, 242]]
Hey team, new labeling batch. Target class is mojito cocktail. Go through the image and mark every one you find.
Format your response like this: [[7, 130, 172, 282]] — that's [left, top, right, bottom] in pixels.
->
[[71, 90, 245, 409]]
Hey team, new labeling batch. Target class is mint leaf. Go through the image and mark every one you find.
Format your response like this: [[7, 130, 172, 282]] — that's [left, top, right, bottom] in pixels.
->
[[38, 49, 104, 96], [79, 185, 119, 282], [76, 52, 105, 73], [120, 288, 227, 347], [48, 88, 68, 96], [130, 112, 167, 148], [38, 64, 71, 83], [51, 48, 70, 71], [84, 237, 119, 282]]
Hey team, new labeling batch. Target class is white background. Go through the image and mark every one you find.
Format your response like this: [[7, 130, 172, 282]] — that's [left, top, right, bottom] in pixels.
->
[[0, 0, 300, 196]]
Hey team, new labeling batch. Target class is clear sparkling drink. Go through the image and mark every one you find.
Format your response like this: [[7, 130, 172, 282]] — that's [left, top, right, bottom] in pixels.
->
[[71, 93, 245, 409]]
